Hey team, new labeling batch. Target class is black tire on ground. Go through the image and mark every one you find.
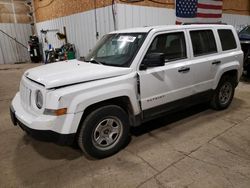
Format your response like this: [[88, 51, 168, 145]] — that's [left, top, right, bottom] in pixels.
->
[[77, 105, 130, 159], [210, 75, 235, 110]]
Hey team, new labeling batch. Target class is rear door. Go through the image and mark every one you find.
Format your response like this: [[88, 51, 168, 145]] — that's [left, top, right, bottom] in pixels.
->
[[186, 28, 220, 93], [217, 28, 241, 77]]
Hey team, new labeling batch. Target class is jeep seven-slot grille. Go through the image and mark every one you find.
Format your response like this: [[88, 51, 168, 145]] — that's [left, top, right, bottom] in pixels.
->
[[20, 82, 31, 109]]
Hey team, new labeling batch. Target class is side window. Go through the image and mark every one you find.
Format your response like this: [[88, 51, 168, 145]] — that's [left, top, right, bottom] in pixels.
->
[[218, 29, 237, 51], [190, 30, 217, 56], [147, 32, 187, 61]]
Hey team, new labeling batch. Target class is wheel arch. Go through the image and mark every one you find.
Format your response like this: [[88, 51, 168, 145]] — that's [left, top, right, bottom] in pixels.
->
[[75, 96, 136, 137], [213, 68, 239, 90]]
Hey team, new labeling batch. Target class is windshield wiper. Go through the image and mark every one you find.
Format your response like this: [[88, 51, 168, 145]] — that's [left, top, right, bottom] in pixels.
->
[[86, 59, 105, 65]]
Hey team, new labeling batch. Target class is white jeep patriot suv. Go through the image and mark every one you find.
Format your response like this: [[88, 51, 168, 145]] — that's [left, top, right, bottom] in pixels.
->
[[10, 25, 243, 158]]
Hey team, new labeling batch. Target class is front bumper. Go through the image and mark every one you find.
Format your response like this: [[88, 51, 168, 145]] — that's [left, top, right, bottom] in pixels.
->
[[10, 95, 75, 146]]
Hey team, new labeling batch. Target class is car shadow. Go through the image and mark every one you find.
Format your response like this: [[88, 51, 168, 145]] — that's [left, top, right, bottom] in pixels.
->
[[240, 75, 250, 84], [20, 134, 82, 160], [131, 96, 246, 137], [15, 96, 245, 161], [15, 102, 208, 160], [130, 103, 210, 137]]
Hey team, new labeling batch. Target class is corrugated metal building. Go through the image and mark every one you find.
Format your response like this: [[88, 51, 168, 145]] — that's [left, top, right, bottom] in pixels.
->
[[0, 0, 32, 64], [34, 0, 250, 60], [0, 0, 250, 64]]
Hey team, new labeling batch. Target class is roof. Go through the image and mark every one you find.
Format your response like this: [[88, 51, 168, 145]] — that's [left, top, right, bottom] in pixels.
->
[[109, 24, 234, 34]]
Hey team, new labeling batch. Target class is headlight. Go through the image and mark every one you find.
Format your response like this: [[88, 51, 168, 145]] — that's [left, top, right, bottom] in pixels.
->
[[35, 90, 43, 109]]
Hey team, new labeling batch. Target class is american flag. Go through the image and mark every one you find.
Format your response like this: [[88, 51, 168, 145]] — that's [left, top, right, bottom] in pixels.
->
[[176, 0, 223, 24]]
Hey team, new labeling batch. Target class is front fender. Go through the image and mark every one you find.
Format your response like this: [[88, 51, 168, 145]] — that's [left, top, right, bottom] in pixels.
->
[[56, 74, 140, 134], [70, 83, 140, 115]]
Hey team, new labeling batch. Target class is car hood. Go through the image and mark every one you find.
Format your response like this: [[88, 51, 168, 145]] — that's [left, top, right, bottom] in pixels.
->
[[25, 60, 133, 89], [239, 33, 250, 41]]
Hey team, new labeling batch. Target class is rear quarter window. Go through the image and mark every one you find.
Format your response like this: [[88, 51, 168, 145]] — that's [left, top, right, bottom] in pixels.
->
[[218, 29, 237, 51]]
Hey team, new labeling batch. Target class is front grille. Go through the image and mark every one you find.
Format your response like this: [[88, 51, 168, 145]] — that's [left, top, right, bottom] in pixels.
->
[[20, 82, 31, 109]]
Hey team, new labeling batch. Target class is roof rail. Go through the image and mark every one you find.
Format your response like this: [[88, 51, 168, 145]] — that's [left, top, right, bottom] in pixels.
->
[[182, 23, 228, 25]]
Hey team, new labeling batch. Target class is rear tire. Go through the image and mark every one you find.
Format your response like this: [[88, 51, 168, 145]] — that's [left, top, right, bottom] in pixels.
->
[[210, 76, 235, 110], [77, 105, 130, 159]]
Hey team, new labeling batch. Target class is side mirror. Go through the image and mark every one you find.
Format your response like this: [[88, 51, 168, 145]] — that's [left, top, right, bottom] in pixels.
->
[[140, 53, 165, 70]]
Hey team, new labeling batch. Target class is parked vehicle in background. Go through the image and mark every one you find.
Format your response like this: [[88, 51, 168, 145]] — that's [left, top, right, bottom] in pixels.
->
[[10, 25, 243, 159], [238, 25, 250, 76]]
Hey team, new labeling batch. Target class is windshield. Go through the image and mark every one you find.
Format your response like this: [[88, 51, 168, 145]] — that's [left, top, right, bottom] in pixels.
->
[[84, 33, 147, 67], [239, 26, 250, 35]]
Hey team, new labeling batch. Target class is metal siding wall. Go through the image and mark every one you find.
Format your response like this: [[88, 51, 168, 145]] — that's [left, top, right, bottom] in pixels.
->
[[116, 4, 250, 31], [36, 5, 115, 59], [35, 3, 250, 60], [0, 23, 31, 64], [116, 4, 175, 30], [222, 14, 250, 32]]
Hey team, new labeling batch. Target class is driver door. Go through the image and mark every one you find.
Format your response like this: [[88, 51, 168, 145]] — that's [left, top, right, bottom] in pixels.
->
[[138, 30, 195, 119]]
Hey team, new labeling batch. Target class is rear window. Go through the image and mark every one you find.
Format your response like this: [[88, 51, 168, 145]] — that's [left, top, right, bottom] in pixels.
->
[[218, 29, 237, 51], [190, 30, 217, 56]]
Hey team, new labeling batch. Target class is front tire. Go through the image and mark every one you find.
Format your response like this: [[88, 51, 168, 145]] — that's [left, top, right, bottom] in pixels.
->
[[210, 76, 235, 110], [78, 105, 130, 159]]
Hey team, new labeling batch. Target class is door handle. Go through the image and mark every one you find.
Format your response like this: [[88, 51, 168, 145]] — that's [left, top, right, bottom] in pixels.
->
[[178, 67, 190, 73], [212, 61, 221, 65]]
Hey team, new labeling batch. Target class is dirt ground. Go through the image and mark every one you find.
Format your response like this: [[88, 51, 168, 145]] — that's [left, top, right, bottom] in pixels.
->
[[1, 63, 250, 188]]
